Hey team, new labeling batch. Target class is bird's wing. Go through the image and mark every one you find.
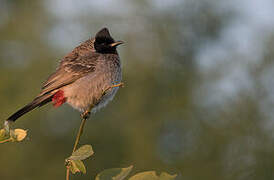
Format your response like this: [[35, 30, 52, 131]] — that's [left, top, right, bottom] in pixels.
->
[[40, 52, 100, 96]]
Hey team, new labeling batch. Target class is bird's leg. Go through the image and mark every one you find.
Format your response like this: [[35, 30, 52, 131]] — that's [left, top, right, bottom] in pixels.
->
[[102, 82, 124, 96], [81, 103, 94, 120], [81, 110, 91, 120]]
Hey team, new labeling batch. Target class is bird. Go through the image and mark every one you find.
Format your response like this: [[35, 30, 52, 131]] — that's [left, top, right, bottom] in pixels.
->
[[6, 27, 124, 123]]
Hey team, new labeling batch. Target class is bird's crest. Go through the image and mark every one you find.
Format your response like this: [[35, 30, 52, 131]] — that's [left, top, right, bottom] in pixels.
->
[[95, 28, 112, 40]]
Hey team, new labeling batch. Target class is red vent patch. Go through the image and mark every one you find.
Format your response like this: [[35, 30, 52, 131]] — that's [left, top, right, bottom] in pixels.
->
[[52, 90, 67, 107]]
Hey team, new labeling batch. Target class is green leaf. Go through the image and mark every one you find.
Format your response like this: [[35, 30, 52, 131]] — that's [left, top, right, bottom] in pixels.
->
[[158, 172, 177, 180], [69, 160, 86, 174], [95, 165, 133, 180], [128, 171, 177, 180], [68, 144, 94, 161]]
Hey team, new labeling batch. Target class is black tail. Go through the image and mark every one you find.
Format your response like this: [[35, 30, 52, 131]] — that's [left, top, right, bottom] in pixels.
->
[[7, 94, 53, 122]]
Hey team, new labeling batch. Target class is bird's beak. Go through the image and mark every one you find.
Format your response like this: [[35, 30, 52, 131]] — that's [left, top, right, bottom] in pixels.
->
[[110, 41, 124, 47]]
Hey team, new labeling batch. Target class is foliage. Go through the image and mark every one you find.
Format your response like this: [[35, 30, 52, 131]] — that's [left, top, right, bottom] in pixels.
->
[[0, 126, 27, 143], [95, 166, 177, 180], [1, 123, 176, 179], [128, 171, 177, 180], [95, 166, 133, 180], [66, 144, 94, 174], [67, 144, 94, 161]]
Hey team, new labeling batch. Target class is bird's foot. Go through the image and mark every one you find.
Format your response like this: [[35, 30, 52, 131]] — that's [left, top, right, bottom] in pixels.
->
[[102, 82, 124, 96], [81, 110, 91, 120]]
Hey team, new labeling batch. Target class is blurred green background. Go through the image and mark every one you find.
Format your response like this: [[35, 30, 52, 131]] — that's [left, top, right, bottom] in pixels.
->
[[1, 0, 274, 179]]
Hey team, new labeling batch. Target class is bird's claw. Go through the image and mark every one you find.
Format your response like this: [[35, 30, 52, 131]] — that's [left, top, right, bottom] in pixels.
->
[[81, 111, 90, 120]]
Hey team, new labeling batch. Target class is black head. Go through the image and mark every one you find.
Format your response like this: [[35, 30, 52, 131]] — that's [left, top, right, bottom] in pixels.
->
[[94, 28, 124, 54]]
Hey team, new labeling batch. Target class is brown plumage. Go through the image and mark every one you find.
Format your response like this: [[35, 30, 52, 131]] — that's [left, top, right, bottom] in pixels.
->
[[7, 28, 124, 122]]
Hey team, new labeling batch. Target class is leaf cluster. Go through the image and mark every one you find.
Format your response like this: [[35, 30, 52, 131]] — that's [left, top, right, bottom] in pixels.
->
[[64, 144, 177, 180], [66, 144, 94, 174], [0, 127, 27, 143], [96, 165, 177, 180]]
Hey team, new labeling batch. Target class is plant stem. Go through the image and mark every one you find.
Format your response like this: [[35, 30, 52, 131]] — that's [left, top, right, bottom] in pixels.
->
[[0, 138, 12, 144], [66, 167, 70, 180], [72, 117, 87, 152], [66, 116, 88, 180]]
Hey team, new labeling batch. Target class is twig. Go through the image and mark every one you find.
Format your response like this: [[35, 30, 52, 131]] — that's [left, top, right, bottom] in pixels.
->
[[0, 138, 12, 144], [72, 117, 87, 152], [66, 116, 88, 180], [66, 166, 70, 180], [102, 82, 124, 96]]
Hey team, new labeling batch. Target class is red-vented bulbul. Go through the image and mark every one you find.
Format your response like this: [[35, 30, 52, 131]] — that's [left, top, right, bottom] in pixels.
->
[[6, 27, 124, 123]]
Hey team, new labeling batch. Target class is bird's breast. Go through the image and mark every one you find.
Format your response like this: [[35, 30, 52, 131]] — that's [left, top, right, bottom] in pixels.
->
[[63, 57, 122, 112]]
